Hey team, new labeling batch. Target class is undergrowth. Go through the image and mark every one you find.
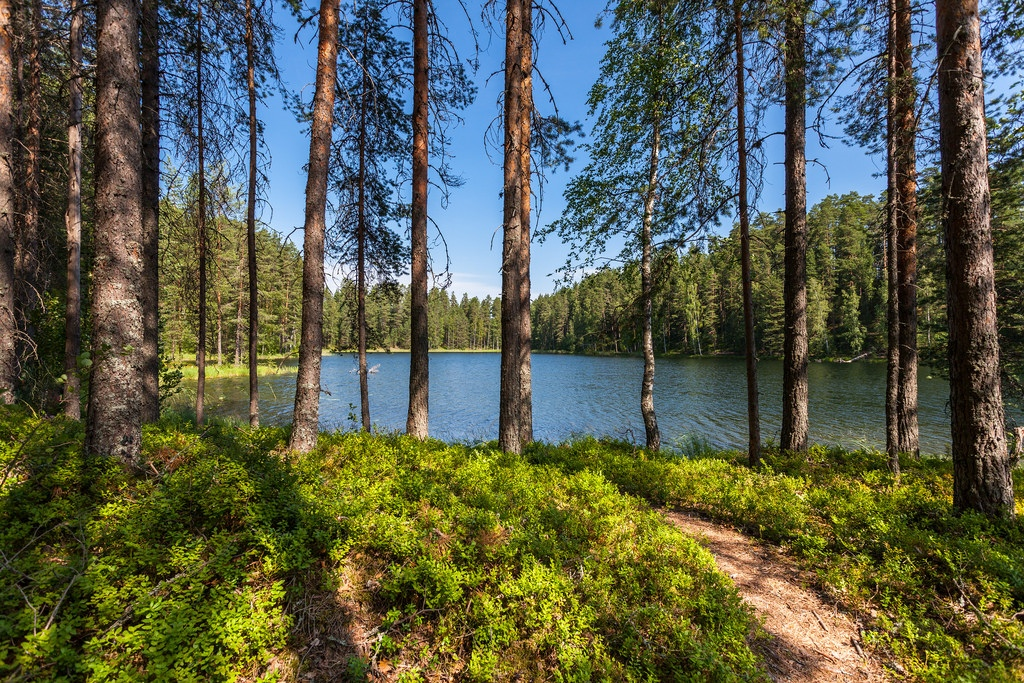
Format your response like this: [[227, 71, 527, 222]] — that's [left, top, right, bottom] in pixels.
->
[[526, 438, 1024, 682], [0, 407, 762, 681]]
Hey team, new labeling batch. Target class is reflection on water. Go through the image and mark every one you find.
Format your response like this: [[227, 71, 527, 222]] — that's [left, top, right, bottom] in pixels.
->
[[170, 353, 952, 454]]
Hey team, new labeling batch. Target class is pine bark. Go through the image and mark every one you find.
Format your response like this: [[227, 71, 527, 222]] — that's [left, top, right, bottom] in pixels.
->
[[936, 0, 1016, 517], [885, 0, 901, 472], [234, 271, 242, 366], [15, 0, 42, 322], [894, 0, 919, 457], [781, 4, 808, 454], [499, 0, 533, 454], [140, 0, 161, 422], [736, 0, 761, 467], [0, 0, 16, 404], [289, 0, 340, 452], [63, 0, 84, 419], [216, 288, 223, 365], [86, 0, 144, 464], [246, 0, 259, 427], [357, 45, 371, 432], [406, 0, 429, 439], [195, 0, 208, 425], [640, 118, 660, 452]]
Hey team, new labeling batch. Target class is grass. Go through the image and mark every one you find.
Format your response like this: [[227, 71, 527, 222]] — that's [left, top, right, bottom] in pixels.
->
[[526, 439, 1024, 682], [171, 356, 297, 380], [0, 408, 763, 681]]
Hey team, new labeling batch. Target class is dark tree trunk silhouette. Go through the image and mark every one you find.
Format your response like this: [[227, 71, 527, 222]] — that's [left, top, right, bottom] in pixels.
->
[[86, 0, 144, 464], [936, 0, 1015, 517], [781, 2, 808, 454], [894, 0, 919, 457], [885, 0, 901, 473], [195, 0, 208, 425], [406, 0, 429, 439], [16, 0, 43, 326], [736, 0, 760, 467], [234, 268, 243, 366], [289, 0, 340, 452], [216, 288, 223, 365], [140, 0, 161, 422], [63, 0, 84, 419], [640, 117, 660, 452], [0, 0, 15, 404], [246, 0, 260, 427], [499, 0, 533, 454], [357, 44, 371, 432]]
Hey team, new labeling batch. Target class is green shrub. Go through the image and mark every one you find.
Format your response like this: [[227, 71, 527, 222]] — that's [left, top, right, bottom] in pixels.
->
[[527, 438, 1024, 682], [0, 410, 764, 681]]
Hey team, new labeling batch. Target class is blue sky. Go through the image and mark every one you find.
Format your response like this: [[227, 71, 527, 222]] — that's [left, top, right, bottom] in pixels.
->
[[260, 0, 888, 299]]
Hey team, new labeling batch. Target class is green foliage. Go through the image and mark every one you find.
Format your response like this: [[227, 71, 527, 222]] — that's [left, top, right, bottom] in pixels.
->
[[528, 440, 1024, 682], [534, 192, 890, 359], [323, 284, 501, 352], [0, 407, 763, 680]]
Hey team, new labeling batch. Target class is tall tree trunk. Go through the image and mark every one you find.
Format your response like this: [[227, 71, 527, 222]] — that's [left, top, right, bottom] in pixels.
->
[[246, 0, 259, 427], [894, 0, 919, 457], [640, 117, 660, 452], [516, 0, 533, 451], [63, 0, 84, 419], [195, 0, 207, 425], [736, 0, 761, 467], [781, 3, 808, 454], [357, 43, 370, 433], [216, 288, 223, 365], [406, 0, 429, 439], [499, 0, 533, 454], [16, 0, 42, 325], [140, 0, 161, 422], [885, 0, 901, 473], [289, 0, 340, 452], [234, 262, 243, 366], [936, 0, 1015, 517], [86, 0, 144, 464], [0, 0, 16, 404]]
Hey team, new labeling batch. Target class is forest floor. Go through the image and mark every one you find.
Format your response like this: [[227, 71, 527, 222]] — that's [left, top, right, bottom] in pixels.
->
[[665, 511, 889, 683]]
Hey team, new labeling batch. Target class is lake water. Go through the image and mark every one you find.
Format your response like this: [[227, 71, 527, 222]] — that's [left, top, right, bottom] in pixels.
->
[[173, 353, 954, 454]]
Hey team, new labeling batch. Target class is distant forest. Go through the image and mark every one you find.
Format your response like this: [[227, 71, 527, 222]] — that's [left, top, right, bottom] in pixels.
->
[[158, 188, 1022, 395]]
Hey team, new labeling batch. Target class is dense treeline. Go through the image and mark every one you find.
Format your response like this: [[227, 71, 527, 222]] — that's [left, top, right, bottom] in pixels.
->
[[533, 192, 899, 359], [159, 193, 502, 359]]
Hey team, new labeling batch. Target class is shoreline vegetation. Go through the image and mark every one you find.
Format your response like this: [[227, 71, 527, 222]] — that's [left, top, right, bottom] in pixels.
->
[[173, 347, 890, 376], [1, 407, 1020, 681]]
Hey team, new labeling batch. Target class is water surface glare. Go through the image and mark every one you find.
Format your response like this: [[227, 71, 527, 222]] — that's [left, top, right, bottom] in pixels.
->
[[175, 353, 952, 454]]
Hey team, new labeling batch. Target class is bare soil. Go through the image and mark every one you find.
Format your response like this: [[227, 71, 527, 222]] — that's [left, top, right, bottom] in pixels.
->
[[665, 510, 890, 683]]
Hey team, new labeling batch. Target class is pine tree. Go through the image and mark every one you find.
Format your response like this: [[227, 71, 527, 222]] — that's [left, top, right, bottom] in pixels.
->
[[781, 0, 809, 453], [140, 0, 160, 422], [0, 0, 15, 405], [62, 0, 84, 419], [499, 0, 534, 454], [936, 0, 1016, 516], [86, 0, 145, 464], [289, 0, 341, 452], [332, 0, 410, 431]]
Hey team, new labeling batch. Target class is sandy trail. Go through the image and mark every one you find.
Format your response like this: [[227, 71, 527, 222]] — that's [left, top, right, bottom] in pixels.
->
[[665, 511, 890, 683]]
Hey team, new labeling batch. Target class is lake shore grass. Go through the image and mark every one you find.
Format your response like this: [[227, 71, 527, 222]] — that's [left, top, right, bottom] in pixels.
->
[[1, 406, 1020, 681]]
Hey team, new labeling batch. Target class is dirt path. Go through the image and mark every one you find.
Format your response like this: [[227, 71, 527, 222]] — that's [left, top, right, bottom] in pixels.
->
[[665, 511, 889, 683]]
